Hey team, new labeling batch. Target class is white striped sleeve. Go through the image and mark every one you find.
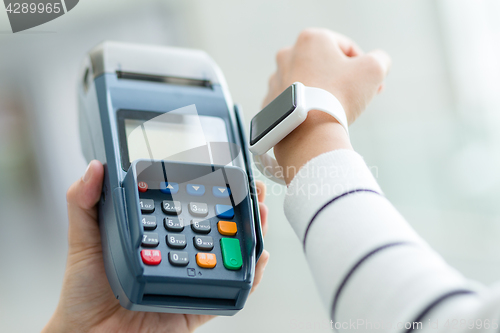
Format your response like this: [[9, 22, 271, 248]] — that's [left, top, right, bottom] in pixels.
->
[[283, 149, 500, 332]]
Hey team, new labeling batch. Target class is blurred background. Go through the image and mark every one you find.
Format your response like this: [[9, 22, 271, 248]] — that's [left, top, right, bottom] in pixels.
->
[[1, 0, 500, 331]]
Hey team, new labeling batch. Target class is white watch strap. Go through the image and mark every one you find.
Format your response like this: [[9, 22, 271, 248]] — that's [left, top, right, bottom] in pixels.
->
[[303, 86, 349, 136], [254, 84, 349, 185]]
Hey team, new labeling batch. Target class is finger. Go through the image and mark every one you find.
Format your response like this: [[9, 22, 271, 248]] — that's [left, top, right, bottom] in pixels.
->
[[377, 83, 385, 94], [251, 250, 270, 293], [328, 31, 364, 57], [275, 46, 292, 69], [353, 49, 391, 102], [255, 180, 266, 203], [66, 160, 104, 253], [297, 28, 364, 57], [276, 47, 292, 63], [365, 49, 392, 79], [258, 202, 268, 237]]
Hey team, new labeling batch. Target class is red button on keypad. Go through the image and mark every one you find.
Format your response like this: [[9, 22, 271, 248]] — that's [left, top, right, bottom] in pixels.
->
[[141, 249, 161, 265], [138, 181, 148, 193]]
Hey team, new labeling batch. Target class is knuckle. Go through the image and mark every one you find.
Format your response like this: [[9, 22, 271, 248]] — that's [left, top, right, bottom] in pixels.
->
[[297, 28, 321, 44], [275, 48, 288, 63], [362, 54, 385, 80]]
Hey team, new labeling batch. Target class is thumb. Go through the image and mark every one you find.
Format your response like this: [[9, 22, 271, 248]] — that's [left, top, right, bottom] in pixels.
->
[[365, 49, 391, 78], [66, 160, 104, 254], [360, 49, 391, 93], [349, 49, 391, 107]]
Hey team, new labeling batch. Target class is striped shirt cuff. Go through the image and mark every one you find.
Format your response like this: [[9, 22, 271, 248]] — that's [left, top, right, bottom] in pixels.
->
[[284, 149, 382, 242]]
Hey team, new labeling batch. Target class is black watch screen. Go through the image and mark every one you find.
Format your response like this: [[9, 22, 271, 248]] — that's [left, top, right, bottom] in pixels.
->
[[250, 84, 297, 145]]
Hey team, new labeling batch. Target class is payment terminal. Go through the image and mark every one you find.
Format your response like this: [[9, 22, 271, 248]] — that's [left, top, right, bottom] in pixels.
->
[[77, 42, 263, 315]]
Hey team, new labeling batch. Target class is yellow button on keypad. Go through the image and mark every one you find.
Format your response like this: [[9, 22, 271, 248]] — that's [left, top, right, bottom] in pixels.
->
[[218, 221, 237, 236]]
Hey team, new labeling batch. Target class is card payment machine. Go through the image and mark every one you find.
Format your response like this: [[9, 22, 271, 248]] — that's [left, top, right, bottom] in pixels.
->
[[78, 42, 263, 315]]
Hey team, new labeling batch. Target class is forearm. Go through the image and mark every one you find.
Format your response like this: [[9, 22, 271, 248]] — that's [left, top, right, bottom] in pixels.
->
[[283, 150, 483, 330]]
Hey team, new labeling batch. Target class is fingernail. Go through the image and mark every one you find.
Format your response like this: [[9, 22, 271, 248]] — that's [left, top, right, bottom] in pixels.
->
[[82, 162, 93, 183]]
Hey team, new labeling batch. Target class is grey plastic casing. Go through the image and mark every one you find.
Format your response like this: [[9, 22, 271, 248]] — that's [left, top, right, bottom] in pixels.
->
[[77, 42, 263, 315]]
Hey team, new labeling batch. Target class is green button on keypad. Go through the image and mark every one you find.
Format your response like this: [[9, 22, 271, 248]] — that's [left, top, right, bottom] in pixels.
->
[[220, 238, 242, 270]]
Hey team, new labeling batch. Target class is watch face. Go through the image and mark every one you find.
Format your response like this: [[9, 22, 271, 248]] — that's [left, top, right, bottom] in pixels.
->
[[250, 85, 296, 146]]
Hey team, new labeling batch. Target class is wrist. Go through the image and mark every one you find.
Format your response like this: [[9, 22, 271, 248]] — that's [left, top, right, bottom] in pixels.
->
[[42, 319, 62, 333], [274, 110, 352, 185], [42, 310, 67, 333]]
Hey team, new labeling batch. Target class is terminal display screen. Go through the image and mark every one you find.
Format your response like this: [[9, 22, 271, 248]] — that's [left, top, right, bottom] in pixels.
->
[[118, 108, 231, 170]]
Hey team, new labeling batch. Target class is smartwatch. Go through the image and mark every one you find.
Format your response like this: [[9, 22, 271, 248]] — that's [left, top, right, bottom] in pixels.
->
[[249, 82, 349, 184]]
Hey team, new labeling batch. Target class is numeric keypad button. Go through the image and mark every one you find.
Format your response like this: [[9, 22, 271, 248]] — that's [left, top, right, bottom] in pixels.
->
[[141, 233, 159, 247], [164, 217, 184, 232], [139, 199, 155, 214], [141, 216, 157, 231], [162, 200, 182, 215], [188, 202, 208, 217], [194, 236, 214, 251], [168, 251, 189, 266], [191, 219, 211, 234], [166, 234, 187, 249]]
